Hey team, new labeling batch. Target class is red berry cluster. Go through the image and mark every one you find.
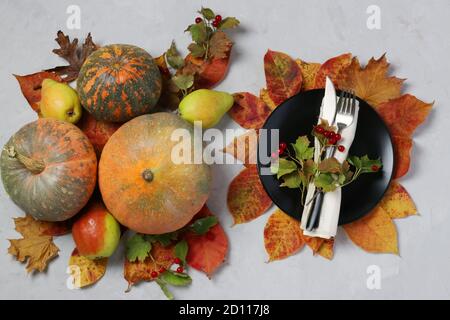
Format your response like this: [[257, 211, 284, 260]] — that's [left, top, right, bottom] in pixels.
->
[[314, 125, 345, 152], [174, 257, 184, 273], [371, 165, 379, 172], [150, 267, 165, 279], [195, 14, 222, 28], [271, 142, 287, 158], [150, 258, 184, 278]]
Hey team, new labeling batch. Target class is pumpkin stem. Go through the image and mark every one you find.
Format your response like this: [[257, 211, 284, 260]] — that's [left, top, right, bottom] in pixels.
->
[[4, 146, 45, 174], [142, 169, 154, 182]]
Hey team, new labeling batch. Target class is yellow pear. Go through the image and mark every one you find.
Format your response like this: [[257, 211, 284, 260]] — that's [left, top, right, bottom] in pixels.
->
[[39, 79, 82, 124], [179, 89, 234, 128]]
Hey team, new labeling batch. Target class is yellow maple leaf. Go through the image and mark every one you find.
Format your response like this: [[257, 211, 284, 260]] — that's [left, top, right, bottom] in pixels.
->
[[343, 206, 399, 254], [68, 249, 108, 288], [336, 54, 404, 108], [296, 59, 321, 91]]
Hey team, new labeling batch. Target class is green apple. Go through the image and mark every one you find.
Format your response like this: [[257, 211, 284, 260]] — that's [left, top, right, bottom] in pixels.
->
[[179, 89, 234, 128], [39, 79, 82, 124], [72, 201, 121, 260]]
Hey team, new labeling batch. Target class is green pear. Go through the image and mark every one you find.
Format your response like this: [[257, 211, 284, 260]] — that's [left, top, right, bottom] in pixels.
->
[[179, 89, 234, 128], [39, 79, 82, 124]]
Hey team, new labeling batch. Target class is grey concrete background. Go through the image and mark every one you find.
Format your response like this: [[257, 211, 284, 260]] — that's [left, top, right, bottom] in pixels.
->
[[0, 0, 449, 299]]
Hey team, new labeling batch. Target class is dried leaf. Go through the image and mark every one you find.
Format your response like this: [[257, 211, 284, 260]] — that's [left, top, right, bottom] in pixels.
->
[[336, 54, 404, 107], [166, 41, 185, 69], [47, 31, 99, 82], [316, 239, 334, 260], [77, 113, 121, 157], [264, 209, 304, 261], [227, 165, 272, 224], [14, 72, 63, 113], [391, 135, 413, 179], [302, 234, 324, 254], [343, 206, 399, 254], [68, 249, 107, 288], [296, 59, 321, 91], [209, 31, 233, 60], [259, 88, 277, 110], [376, 94, 433, 137], [8, 236, 59, 273], [14, 215, 71, 237], [229, 92, 272, 129], [185, 206, 228, 277], [314, 53, 352, 89], [379, 181, 417, 219], [222, 130, 258, 167], [124, 242, 175, 287], [264, 50, 302, 105]]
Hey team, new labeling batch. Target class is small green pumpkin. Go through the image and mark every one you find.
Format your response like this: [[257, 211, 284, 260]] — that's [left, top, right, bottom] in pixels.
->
[[0, 119, 97, 221], [77, 44, 162, 122]]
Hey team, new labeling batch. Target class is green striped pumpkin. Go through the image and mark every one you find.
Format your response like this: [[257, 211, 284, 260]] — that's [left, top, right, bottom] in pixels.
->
[[77, 44, 162, 122]]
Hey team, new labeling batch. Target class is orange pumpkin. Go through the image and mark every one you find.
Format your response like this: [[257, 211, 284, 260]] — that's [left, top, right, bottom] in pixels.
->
[[99, 112, 211, 234]]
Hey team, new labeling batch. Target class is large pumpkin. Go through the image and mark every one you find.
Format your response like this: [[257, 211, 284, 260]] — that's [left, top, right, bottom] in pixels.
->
[[0, 119, 97, 221], [77, 44, 162, 122], [99, 113, 211, 234]]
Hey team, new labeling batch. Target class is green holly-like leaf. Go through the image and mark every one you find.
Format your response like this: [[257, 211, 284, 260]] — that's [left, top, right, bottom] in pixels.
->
[[145, 232, 179, 247], [172, 74, 194, 91], [166, 41, 184, 69], [348, 155, 382, 173], [199, 7, 215, 20], [126, 234, 152, 262], [292, 136, 314, 162], [219, 17, 240, 30], [174, 240, 189, 265], [188, 43, 206, 58], [186, 21, 207, 44], [271, 158, 298, 179], [190, 216, 218, 235], [280, 171, 302, 189], [156, 279, 174, 300], [160, 270, 192, 286], [314, 173, 338, 192], [341, 161, 354, 182], [318, 158, 342, 174]]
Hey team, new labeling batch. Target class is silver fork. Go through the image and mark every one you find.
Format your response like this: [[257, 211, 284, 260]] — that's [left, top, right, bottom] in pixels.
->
[[306, 90, 357, 231]]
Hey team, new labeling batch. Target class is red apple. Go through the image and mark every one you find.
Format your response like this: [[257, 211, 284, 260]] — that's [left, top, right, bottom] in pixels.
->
[[72, 200, 121, 259]]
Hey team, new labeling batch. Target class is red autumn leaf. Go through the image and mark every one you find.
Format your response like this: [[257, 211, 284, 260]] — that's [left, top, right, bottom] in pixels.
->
[[227, 165, 272, 224], [264, 209, 304, 261], [14, 71, 63, 113], [264, 50, 302, 105], [222, 130, 258, 167], [77, 113, 122, 157], [229, 92, 272, 129], [314, 53, 352, 89], [182, 54, 230, 89], [185, 206, 228, 277], [376, 94, 433, 137], [335, 54, 404, 107], [391, 134, 413, 179]]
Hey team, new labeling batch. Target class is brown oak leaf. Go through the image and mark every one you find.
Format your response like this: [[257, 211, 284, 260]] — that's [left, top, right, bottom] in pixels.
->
[[68, 249, 108, 288], [343, 206, 399, 254], [264, 209, 304, 261], [46, 30, 99, 82], [336, 54, 404, 107], [379, 181, 417, 219], [227, 165, 272, 224]]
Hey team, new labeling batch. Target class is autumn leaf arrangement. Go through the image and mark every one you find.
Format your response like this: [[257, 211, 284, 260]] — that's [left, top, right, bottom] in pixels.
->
[[224, 50, 433, 261], [7, 7, 238, 299]]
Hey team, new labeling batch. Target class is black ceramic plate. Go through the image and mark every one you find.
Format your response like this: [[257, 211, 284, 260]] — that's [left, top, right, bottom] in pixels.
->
[[257, 89, 394, 225]]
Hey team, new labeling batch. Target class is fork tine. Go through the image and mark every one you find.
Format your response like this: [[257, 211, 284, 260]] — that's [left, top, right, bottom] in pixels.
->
[[343, 90, 350, 114], [336, 90, 345, 113], [350, 90, 356, 115]]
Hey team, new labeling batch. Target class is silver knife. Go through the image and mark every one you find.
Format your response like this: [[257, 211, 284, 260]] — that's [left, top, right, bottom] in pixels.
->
[[306, 77, 337, 231]]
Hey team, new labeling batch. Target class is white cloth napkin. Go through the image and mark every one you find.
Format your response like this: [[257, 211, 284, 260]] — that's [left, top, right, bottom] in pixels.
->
[[300, 96, 360, 239]]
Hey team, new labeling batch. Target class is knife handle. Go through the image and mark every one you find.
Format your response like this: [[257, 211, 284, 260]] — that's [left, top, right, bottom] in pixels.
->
[[306, 191, 324, 231]]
